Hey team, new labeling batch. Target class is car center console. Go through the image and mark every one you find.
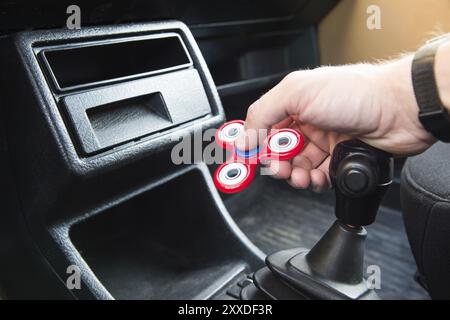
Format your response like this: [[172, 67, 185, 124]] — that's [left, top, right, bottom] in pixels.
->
[[0, 0, 340, 299], [0, 21, 264, 299]]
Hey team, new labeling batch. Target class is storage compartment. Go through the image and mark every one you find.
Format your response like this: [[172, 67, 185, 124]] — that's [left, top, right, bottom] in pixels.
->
[[70, 169, 249, 299], [197, 29, 316, 86], [62, 69, 211, 155], [40, 31, 214, 156], [86, 92, 171, 150], [41, 34, 192, 90]]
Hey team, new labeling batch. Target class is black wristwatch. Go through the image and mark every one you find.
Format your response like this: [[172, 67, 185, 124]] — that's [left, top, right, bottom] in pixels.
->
[[412, 35, 450, 142]]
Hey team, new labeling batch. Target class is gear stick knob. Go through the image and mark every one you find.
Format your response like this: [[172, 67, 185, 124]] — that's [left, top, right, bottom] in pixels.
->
[[330, 140, 393, 226]]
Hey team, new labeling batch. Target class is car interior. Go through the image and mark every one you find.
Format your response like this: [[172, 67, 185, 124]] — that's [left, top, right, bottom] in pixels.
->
[[0, 0, 449, 300]]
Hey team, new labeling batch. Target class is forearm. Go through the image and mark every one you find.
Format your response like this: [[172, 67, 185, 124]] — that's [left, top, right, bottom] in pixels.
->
[[380, 54, 419, 119]]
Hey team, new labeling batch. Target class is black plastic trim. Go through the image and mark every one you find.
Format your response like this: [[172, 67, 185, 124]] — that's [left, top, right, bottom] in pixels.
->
[[37, 32, 193, 93]]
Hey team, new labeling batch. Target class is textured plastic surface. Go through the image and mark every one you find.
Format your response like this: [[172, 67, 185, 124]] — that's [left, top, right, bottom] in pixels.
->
[[63, 69, 211, 154], [1, 21, 230, 299], [0, 0, 339, 36], [69, 167, 262, 299], [41, 33, 192, 91], [213, 120, 304, 193]]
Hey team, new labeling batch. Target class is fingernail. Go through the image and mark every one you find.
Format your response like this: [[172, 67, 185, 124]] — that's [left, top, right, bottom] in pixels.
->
[[309, 183, 319, 193], [260, 165, 274, 177]]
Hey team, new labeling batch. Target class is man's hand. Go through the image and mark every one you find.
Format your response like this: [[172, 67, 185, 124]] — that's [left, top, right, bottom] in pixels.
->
[[236, 57, 435, 192]]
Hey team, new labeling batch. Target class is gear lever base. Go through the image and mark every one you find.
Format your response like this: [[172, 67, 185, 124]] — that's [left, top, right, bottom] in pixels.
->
[[261, 221, 378, 300]]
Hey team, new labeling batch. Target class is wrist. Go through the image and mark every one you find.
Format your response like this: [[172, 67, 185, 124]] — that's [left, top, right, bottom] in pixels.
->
[[375, 55, 437, 153], [379, 55, 420, 121], [434, 41, 450, 114]]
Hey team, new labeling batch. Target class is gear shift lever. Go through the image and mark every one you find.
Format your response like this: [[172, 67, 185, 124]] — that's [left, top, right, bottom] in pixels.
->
[[330, 139, 393, 226], [243, 140, 393, 300]]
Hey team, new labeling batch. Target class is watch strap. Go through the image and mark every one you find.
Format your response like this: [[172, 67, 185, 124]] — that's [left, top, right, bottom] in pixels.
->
[[412, 37, 450, 142]]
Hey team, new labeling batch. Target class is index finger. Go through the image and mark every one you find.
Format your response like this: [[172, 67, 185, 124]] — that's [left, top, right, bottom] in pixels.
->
[[236, 74, 299, 150]]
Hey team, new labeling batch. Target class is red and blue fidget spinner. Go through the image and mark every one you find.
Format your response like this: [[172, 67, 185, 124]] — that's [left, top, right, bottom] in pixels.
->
[[213, 120, 305, 194]]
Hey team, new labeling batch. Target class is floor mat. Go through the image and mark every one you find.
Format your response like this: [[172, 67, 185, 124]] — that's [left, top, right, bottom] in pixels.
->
[[226, 175, 429, 300]]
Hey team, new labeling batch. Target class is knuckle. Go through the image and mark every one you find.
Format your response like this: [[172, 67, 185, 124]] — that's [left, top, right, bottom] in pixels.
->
[[282, 71, 302, 87], [246, 101, 259, 119]]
